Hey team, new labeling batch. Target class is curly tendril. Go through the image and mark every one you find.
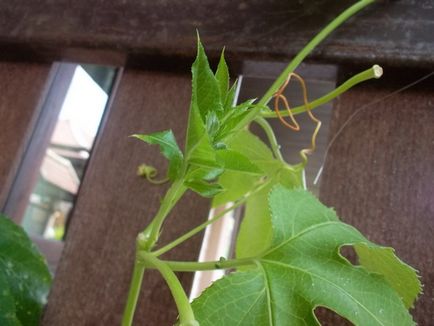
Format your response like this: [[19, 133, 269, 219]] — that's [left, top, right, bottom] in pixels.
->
[[273, 72, 322, 165], [137, 164, 169, 185]]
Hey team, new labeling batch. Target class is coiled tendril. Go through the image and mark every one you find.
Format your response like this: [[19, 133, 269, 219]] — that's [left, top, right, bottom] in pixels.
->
[[273, 72, 322, 165]]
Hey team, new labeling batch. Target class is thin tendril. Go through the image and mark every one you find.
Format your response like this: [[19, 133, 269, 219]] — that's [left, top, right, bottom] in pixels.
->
[[137, 164, 169, 185], [273, 73, 322, 165], [313, 71, 434, 185]]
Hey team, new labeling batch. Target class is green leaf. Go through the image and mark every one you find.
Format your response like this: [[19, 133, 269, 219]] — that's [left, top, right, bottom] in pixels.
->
[[236, 165, 303, 260], [185, 105, 219, 170], [223, 80, 238, 112], [0, 214, 52, 326], [235, 183, 273, 259], [133, 130, 184, 181], [193, 188, 419, 325], [211, 172, 256, 207], [184, 180, 223, 198], [192, 37, 223, 121], [205, 111, 220, 141], [224, 129, 274, 164], [185, 166, 224, 183], [215, 49, 229, 104], [216, 150, 262, 175], [355, 244, 421, 309], [215, 100, 253, 142]]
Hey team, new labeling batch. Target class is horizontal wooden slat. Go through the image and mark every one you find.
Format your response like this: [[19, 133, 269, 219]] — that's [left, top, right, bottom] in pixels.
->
[[0, 0, 433, 68]]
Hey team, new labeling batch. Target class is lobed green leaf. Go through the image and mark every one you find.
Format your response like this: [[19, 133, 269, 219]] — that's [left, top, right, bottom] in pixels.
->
[[192, 188, 420, 325]]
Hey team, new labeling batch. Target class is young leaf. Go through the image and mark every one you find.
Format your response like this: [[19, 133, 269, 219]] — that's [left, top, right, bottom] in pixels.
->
[[215, 49, 229, 104], [215, 100, 254, 142], [184, 180, 223, 198], [192, 37, 223, 121], [132, 130, 184, 181], [0, 214, 52, 326], [205, 111, 220, 141], [223, 80, 238, 112], [211, 171, 257, 207], [216, 149, 262, 175], [192, 188, 419, 325], [185, 166, 224, 182], [213, 130, 303, 208]]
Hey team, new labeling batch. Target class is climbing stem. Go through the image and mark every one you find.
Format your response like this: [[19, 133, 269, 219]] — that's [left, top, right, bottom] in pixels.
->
[[261, 65, 383, 118], [123, 179, 187, 325], [258, 0, 375, 107], [122, 259, 146, 326], [139, 252, 198, 326], [254, 117, 285, 163], [138, 179, 187, 251], [231, 0, 375, 132]]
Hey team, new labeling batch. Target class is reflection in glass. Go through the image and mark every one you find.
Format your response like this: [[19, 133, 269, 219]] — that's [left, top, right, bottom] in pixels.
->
[[21, 65, 115, 240]]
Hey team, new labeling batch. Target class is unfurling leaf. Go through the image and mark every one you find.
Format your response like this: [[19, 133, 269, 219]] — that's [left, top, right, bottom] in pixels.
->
[[191, 36, 223, 121], [192, 188, 420, 325], [184, 180, 223, 198], [0, 215, 52, 326], [215, 49, 229, 105], [216, 149, 262, 175], [133, 130, 184, 181]]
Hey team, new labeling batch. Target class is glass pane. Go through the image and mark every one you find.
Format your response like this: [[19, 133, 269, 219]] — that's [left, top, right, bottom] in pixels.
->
[[21, 64, 116, 240]]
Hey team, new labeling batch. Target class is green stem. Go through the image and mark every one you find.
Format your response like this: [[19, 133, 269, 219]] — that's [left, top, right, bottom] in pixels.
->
[[122, 259, 146, 326], [153, 179, 272, 257], [140, 252, 198, 326], [231, 0, 375, 132], [138, 179, 187, 251], [261, 65, 383, 118], [123, 179, 187, 325], [154, 257, 256, 272], [254, 117, 285, 163]]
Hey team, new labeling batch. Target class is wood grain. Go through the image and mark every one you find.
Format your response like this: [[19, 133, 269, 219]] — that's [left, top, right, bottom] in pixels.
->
[[42, 70, 210, 325], [319, 71, 434, 324], [0, 62, 50, 210], [0, 1, 432, 68]]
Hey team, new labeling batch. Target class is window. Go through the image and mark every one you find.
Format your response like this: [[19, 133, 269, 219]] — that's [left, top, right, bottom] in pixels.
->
[[4, 63, 117, 271]]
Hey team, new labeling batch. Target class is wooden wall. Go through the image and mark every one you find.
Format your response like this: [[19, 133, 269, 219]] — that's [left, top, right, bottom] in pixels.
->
[[0, 63, 51, 209]]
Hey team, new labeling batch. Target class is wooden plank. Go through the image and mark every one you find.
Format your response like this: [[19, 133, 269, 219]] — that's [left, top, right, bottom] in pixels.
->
[[0, 1, 433, 68], [319, 70, 434, 324], [0, 62, 51, 210], [42, 70, 211, 325]]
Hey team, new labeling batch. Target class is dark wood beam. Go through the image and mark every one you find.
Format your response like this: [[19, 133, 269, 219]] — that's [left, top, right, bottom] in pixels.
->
[[1, 0, 433, 69]]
